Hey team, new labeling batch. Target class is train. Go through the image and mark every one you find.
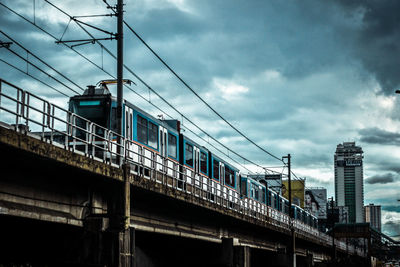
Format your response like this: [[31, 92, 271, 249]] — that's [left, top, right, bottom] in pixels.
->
[[68, 80, 318, 230]]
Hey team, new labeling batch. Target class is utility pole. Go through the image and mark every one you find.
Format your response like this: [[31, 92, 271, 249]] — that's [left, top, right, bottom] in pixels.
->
[[283, 154, 295, 267], [116, 0, 124, 165]]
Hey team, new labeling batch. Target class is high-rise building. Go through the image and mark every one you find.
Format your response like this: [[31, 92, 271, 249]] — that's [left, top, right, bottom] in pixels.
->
[[334, 142, 364, 223], [365, 204, 381, 232]]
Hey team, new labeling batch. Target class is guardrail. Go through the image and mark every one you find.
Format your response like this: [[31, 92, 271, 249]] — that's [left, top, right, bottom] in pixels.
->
[[0, 79, 365, 257]]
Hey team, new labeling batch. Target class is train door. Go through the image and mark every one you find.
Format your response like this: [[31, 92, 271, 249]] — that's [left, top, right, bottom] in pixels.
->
[[157, 126, 167, 172], [183, 141, 194, 187], [210, 157, 220, 201], [220, 162, 227, 199], [199, 150, 208, 193], [193, 146, 200, 190], [166, 133, 178, 179], [125, 107, 133, 140], [124, 107, 136, 162]]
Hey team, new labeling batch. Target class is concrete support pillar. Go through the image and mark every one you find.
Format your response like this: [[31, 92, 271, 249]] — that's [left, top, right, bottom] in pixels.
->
[[220, 238, 251, 267], [82, 216, 107, 265], [221, 238, 234, 266], [114, 228, 135, 267], [234, 246, 251, 267], [108, 164, 134, 267], [306, 253, 313, 267]]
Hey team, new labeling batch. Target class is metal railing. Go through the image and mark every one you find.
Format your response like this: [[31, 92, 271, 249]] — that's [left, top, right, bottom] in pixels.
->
[[0, 79, 364, 256]]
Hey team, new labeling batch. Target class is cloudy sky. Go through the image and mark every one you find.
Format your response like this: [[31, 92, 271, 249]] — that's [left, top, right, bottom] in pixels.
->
[[1, 0, 400, 238]]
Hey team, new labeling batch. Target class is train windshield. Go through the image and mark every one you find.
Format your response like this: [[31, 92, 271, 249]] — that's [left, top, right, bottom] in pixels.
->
[[70, 98, 109, 137]]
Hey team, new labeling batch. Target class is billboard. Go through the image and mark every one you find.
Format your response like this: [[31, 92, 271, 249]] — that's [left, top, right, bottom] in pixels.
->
[[282, 179, 305, 208], [305, 188, 327, 219]]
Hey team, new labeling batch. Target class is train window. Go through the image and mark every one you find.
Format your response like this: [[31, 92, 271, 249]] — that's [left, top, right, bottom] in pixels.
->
[[185, 143, 193, 167], [224, 166, 235, 188], [250, 183, 258, 201], [137, 115, 148, 144], [168, 133, 177, 158], [262, 188, 266, 204], [241, 178, 247, 196], [148, 121, 158, 148], [200, 152, 207, 174], [254, 185, 259, 201], [213, 160, 219, 180]]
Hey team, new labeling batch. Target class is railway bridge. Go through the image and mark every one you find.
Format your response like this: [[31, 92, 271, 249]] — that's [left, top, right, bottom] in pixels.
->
[[0, 80, 367, 266]]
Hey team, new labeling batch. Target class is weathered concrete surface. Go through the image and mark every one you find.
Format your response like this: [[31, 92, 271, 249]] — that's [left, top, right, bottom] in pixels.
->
[[0, 125, 123, 180], [0, 125, 366, 266]]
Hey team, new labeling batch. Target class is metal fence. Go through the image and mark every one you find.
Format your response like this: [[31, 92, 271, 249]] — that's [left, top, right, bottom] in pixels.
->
[[0, 79, 365, 257]]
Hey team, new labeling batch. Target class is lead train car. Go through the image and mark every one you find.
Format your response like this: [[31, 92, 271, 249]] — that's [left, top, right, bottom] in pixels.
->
[[68, 85, 181, 178]]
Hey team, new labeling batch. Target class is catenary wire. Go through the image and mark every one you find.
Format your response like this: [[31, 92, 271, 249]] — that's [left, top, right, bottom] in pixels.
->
[[0, 30, 84, 92], [122, 18, 310, 185], [2, 2, 297, 180], [3, 46, 81, 95], [0, 1, 261, 174], [0, 58, 70, 97], [101, 0, 284, 165], [41, 0, 281, 175]]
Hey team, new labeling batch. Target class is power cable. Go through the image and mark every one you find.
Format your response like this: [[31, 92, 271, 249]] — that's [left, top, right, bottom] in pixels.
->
[[2, 1, 324, 212], [0, 30, 84, 92], [3, 46, 81, 95], [122, 22, 283, 163], [41, 0, 280, 175], [0, 58, 70, 97], [119, 10, 310, 183], [122, 22, 311, 186], [1, 1, 288, 177]]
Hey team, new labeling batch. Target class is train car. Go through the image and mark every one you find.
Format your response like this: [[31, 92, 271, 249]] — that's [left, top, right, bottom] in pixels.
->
[[292, 204, 303, 222], [209, 153, 240, 205], [281, 196, 290, 215], [267, 188, 279, 211], [311, 214, 318, 229], [68, 81, 180, 178], [240, 175, 266, 214], [179, 134, 209, 191]]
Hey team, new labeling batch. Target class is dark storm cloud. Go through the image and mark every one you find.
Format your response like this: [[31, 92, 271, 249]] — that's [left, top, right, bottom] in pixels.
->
[[337, 0, 400, 95], [129, 0, 356, 92], [359, 127, 400, 145], [305, 176, 330, 186], [365, 173, 396, 184], [383, 220, 400, 239], [383, 206, 400, 213]]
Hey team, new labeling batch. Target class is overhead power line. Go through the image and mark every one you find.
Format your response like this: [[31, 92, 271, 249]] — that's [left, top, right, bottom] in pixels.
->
[[122, 22, 283, 163], [0, 58, 70, 97], [3, 46, 80, 95], [0, 30, 84, 92], [0, 1, 290, 177], [121, 20, 311, 184], [40, 0, 280, 175]]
